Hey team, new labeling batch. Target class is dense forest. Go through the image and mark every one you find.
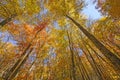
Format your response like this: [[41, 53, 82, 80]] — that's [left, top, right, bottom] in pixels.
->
[[0, 0, 120, 80]]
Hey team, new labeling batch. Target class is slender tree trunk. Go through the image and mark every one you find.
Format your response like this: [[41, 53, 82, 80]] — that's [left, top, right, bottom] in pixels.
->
[[3, 27, 45, 80], [26, 58, 37, 80], [76, 63, 85, 80], [86, 41, 114, 80], [75, 51, 91, 80], [67, 31, 76, 80], [66, 15, 120, 72], [2, 43, 32, 80], [89, 42, 120, 78], [84, 45, 104, 80], [0, 14, 17, 27], [7, 48, 33, 80]]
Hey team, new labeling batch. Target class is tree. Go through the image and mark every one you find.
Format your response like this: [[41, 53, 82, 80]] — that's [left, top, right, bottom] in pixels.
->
[[44, 0, 120, 72], [95, 0, 120, 19], [2, 22, 48, 80], [0, 0, 120, 80], [0, 0, 40, 27]]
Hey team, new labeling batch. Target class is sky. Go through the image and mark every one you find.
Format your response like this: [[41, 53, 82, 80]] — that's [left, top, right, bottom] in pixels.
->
[[82, 0, 102, 20]]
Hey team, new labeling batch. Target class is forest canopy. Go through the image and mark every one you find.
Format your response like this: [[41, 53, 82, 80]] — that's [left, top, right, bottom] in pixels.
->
[[0, 0, 120, 80]]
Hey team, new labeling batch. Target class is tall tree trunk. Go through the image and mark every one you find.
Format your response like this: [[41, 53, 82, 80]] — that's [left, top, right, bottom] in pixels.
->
[[83, 44, 104, 80], [67, 31, 76, 80], [66, 15, 120, 72], [2, 43, 32, 80], [26, 58, 37, 80], [75, 51, 91, 80], [7, 48, 33, 80], [86, 41, 120, 79], [3, 27, 45, 80], [77, 33, 112, 79]]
